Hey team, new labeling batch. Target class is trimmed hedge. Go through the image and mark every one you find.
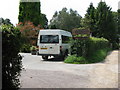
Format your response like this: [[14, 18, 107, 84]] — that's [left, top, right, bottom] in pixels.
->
[[86, 37, 109, 57], [66, 37, 110, 64], [87, 48, 111, 63], [71, 37, 110, 57], [65, 48, 111, 64]]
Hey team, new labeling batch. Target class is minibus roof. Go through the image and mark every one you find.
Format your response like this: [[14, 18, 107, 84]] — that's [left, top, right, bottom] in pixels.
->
[[39, 29, 72, 37]]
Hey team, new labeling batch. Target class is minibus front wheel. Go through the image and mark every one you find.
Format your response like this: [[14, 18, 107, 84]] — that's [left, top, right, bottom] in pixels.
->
[[42, 56, 48, 60]]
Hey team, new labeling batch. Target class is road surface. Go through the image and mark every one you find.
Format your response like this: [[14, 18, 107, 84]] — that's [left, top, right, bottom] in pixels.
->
[[19, 50, 119, 88]]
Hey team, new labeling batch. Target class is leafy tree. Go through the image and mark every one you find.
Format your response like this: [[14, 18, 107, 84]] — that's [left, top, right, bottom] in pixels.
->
[[17, 21, 41, 46], [49, 8, 82, 32]]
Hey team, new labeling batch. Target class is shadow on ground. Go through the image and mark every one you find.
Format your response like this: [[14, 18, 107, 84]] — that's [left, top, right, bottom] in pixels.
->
[[43, 57, 64, 62]]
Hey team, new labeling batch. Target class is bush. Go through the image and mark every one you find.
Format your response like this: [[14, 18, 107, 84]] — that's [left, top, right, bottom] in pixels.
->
[[68, 37, 111, 64], [64, 55, 87, 64], [71, 38, 89, 56], [71, 37, 110, 57], [87, 48, 111, 63], [20, 44, 31, 53], [17, 21, 41, 46], [86, 37, 110, 57], [2, 24, 23, 89], [65, 48, 111, 64], [30, 46, 37, 51]]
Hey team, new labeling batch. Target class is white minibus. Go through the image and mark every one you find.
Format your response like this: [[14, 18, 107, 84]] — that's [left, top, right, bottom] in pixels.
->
[[37, 29, 72, 60]]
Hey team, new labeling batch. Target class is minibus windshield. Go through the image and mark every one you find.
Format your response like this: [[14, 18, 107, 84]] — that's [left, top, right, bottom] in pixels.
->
[[40, 35, 59, 43]]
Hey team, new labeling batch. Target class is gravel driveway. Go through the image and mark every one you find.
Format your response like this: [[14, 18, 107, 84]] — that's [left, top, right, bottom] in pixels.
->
[[19, 50, 118, 88]]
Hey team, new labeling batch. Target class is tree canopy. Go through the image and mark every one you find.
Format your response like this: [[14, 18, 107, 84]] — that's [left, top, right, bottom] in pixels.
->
[[49, 8, 82, 32]]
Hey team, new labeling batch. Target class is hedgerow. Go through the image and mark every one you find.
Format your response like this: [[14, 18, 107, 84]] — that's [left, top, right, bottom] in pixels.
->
[[2, 24, 23, 89], [65, 37, 111, 64]]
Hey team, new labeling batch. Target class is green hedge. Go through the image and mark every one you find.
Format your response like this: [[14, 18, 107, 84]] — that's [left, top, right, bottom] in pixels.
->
[[20, 44, 31, 53], [86, 37, 109, 57], [87, 48, 111, 63], [67, 37, 110, 64], [65, 48, 111, 64], [2, 25, 23, 89], [71, 37, 110, 57]]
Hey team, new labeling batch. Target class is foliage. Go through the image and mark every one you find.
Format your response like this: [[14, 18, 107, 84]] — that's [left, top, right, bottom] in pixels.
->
[[41, 14, 48, 29], [18, 0, 41, 26], [17, 21, 41, 46], [64, 55, 87, 64], [66, 36, 110, 64], [2, 24, 23, 89], [86, 37, 109, 57], [71, 37, 110, 57], [81, 1, 119, 49], [71, 39, 88, 57], [87, 48, 111, 63], [96, 1, 118, 49], [75, 34, 89, 37], [20, 44, 31, 53], [81, 3, 96, 34], [65, 48, 110, 64], [18, 0, 48, 28], [49, 8, 82, 32], [17, 21, 40, 37], [17, 21, 41, 52], [30, 46, 37, 51], [0, 18, 13, 25], [118, 9, 120, 34]]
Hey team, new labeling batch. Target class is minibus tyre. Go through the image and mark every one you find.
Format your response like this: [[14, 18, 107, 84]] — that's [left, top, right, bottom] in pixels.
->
[[42, 56, 48, 60]]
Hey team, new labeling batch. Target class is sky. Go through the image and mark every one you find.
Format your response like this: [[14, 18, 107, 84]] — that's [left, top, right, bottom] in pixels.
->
[[0, 0, 119, 25]]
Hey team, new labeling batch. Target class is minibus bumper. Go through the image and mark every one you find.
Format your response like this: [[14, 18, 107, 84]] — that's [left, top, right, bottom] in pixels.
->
[[37, 53, 61, 56]]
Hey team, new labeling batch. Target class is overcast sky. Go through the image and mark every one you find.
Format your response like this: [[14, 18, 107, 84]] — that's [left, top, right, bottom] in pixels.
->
[[0, 0, 119, 25]]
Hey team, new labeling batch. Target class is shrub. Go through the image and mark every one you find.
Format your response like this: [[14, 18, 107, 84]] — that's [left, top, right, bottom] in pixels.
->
[[20, 44, 31, 53], [17, 21, 41, 46], [66, 48, 111, 64], [71, 37, 110, 57], [2, 24, 23, 89], [64, 55, 87, 64], [30, 46, 37, 51], [71, 39, 89, 57], [68, 37, 111, 64], [87, 48, 111, 63], [86, 37, 110, 57]]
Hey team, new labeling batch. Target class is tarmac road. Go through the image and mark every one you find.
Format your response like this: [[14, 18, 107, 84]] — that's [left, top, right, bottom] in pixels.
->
[[19, 50, 118, 88]]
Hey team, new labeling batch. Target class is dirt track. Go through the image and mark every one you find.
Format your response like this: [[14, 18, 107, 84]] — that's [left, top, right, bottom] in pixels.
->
[[20, 50, 119, 88]]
